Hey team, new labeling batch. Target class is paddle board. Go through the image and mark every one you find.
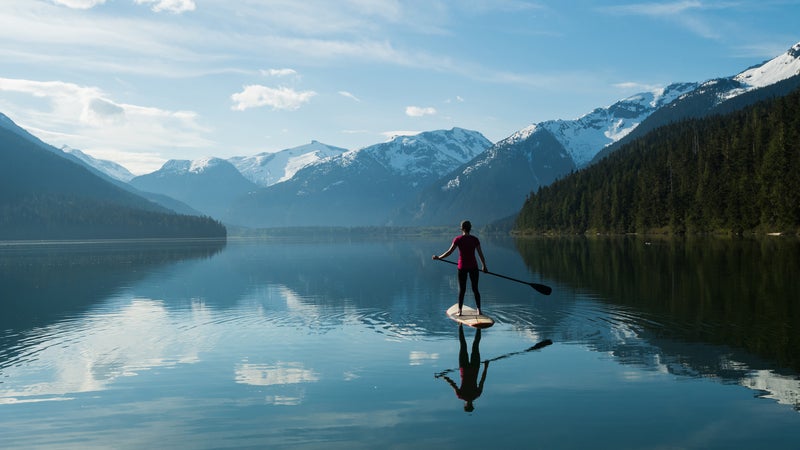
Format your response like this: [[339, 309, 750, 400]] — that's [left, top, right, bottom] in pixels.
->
[[446, 304, 494, 329]]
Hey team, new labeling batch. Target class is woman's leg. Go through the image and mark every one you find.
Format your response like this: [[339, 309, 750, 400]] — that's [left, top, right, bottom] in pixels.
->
[[469, 269, 481, 313], [457, 269, 468, 313]]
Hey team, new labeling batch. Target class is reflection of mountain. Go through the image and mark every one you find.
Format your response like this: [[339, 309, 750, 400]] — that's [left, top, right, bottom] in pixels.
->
[[514, 236, 800, 410], [0, 239, 226, 332]]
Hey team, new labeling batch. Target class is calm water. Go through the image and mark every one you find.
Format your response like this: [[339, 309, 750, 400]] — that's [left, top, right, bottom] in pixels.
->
[[1, 235, 799, 449]]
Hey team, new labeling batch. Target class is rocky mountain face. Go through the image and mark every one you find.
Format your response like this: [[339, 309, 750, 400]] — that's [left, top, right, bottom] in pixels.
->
[[130, 157, 258, 220], [229, 141, 348, 187], [226, 128, 492, 227]]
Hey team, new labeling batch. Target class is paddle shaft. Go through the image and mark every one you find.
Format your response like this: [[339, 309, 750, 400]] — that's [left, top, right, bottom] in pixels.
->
[[437, 258, 552, 295]]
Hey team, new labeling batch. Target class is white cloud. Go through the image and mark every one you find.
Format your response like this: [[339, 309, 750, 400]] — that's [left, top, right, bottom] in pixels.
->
[[235, 361, 319, 387], [0, 77, 212, 174], [338, 91, 361, 102], [231, 85, 317, 111], [613, 81, 662, 91], [135, 0, 196, 14], [605, 1, 704, 16], [405, 105, 436, 117], [601, 1, 724, 40], [53, 0, 196, 13], [262, 68, 298, 77], [51, 0, 107, 8]]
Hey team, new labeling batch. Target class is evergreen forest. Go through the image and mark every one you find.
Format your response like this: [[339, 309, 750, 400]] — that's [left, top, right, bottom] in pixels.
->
[[1, 122, 227, 240], [0, 194, 226, 240], [515, 87, 800, 235]]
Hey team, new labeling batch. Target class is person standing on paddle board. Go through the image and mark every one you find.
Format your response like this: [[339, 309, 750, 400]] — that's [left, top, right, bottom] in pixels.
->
[[432, 220, 487, 316]]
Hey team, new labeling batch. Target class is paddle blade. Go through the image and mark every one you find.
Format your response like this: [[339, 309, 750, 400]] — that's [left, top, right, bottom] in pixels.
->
[[527, 339, 553, 351], [531, 283, 552, 296]]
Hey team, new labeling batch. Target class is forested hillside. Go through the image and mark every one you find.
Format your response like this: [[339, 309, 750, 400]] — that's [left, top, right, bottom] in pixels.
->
[[1, 118, 227, 240], [515, 87, 800, 235]]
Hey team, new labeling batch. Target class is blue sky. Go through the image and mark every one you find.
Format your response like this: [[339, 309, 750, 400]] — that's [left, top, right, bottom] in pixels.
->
[[1, 0, 798, 174]]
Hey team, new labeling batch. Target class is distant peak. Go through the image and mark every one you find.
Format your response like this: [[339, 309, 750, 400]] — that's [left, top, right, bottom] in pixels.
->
[[189, 156, 224, 173], [788, 41, 800, 59], [734, 42, 800, 89]]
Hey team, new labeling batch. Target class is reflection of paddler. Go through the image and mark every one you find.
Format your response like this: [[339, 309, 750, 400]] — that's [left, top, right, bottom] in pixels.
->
[[442, 324, 488, 412]]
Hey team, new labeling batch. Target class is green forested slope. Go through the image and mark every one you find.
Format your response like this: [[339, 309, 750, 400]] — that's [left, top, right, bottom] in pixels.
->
[[1, 118, 226, 240], [515, 88, 800, 235]]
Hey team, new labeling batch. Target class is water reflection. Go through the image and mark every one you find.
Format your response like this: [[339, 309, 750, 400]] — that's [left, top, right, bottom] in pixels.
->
[[515, 235, 800, 411], [0, 298, 215, 404], [1, 236, 799, 448], [0, 239, 226, 331], [235, 361, 319, 406], [438, 325, 489, 412]]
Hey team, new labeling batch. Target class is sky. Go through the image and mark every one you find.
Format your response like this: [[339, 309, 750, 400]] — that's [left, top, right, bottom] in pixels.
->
[[1, 0, 799, 175]]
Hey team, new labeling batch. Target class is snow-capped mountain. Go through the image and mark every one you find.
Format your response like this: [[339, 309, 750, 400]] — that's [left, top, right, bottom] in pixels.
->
[[735, 42, 800, 89], [227, 128, 492, 227], [540, 83, 698, 167], [130, 157, 257, 221], [62, 146, 135, 182], [396, 41, 800, 227], [391, 82, 697, 226], [229, 141, 347, 187], [592, 41, 800, 164], [391, 125, 574, 226]]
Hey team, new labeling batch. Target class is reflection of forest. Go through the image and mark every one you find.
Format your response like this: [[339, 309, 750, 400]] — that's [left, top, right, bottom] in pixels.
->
[[516, 236, 800, 372], [0, 239, 226, 331]]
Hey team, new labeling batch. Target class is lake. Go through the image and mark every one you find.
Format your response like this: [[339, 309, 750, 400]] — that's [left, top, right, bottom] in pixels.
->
[[1, 234, 799, 449]]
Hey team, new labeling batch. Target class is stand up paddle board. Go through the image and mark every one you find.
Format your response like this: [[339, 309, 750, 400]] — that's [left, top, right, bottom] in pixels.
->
[[446, 304, 494, 329]]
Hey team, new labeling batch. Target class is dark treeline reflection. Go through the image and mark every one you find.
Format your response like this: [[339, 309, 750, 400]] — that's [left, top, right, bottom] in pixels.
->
[[515, 236, 800, 372], [0, 239, 226, 331]]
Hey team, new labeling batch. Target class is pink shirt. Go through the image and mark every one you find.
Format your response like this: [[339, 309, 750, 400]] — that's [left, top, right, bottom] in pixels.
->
[[453, 234, 481, 269]]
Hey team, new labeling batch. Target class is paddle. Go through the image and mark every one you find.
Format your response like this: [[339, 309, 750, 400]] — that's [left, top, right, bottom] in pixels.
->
[[437, 259, 552, 296], [434, 339, 553, 378]]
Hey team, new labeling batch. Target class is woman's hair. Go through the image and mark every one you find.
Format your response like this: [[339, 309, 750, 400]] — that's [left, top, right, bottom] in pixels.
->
[[460, 220, 472, 232]]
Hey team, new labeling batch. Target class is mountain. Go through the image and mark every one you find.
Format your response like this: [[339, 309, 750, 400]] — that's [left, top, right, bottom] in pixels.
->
[[592, 42, 800, 163], [0, 113, 226, 240], [541, 83, 699, 167], [227, 128, 492, 227], [129, 157, 258, 221], [229, 140, 347, 187], [395, 41, 800, 227], [391, 83, 698, 226], [62, 146, 135, 182], [56, 145, 205, 217], [514, 83, 800, 234]]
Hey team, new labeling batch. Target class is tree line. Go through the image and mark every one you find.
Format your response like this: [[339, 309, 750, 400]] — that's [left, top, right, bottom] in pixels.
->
[[515, 87, 800, 235], [0, 193, 226, 240]]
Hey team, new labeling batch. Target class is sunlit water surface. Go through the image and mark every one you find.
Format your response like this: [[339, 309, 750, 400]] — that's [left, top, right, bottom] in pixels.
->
[[1, 236, 799, 449]]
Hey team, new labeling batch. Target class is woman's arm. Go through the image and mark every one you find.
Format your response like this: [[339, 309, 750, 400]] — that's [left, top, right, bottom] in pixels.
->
[[433, 242, 457, 260], [477, 245, 487, 272]]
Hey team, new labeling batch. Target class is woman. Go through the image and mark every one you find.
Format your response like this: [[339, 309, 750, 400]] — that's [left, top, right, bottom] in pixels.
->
[[432, 220, 488, 315]]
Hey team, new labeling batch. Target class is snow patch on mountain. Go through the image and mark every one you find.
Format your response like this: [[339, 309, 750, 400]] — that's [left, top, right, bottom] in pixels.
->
[[189, 157, 223, 174], [369, 127, 489, 176], [62, 146, 135, 182], [160, 159, 191, 174], [539, 83, 698, 167], [372, 128, 491, 177], [321, 127, 490, 179], [735, 42, 800, 89], [229, 141, 347, 187]]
